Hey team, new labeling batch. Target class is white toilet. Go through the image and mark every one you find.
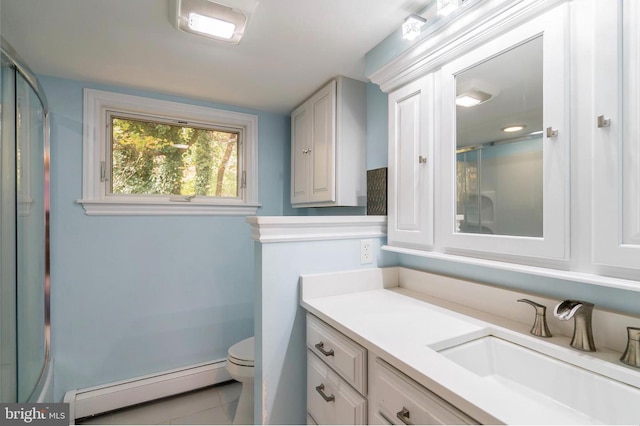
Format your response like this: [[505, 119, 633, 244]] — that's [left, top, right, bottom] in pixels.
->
[[226, 336, 255, 425]]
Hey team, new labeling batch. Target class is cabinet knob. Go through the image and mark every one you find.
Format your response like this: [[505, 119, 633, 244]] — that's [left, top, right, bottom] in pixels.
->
[[418, 156, 427, 164], [597, 115, 611, 128], [546, 127, 558, 138]]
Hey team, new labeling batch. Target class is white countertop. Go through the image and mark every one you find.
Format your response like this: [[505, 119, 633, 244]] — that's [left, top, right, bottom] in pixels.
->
[[300, 271, 640, 425]]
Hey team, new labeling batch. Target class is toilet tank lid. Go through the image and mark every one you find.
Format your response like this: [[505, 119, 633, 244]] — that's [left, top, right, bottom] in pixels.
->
[[228, 336, 254, 362]]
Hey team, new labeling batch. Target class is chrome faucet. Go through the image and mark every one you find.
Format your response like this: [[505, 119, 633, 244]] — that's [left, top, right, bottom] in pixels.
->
[[554, 300, 596, 352], [620, 327, 640, 368], [517, 299, 552, 338]]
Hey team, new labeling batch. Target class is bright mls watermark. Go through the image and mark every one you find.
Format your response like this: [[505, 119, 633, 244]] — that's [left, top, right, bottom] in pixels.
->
[[1, 404, 68, 426]]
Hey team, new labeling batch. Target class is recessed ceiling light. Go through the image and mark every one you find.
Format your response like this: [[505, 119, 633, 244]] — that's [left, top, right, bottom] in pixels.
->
[[455, 89, 492, 108], [502, 125, 527, 133]]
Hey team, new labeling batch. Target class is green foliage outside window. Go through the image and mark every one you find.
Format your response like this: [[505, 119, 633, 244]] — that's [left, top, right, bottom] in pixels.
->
[[110, 116, 238, 198]]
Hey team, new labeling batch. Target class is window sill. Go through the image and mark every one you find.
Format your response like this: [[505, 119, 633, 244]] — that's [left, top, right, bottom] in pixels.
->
[[77, 199, 261, 216]]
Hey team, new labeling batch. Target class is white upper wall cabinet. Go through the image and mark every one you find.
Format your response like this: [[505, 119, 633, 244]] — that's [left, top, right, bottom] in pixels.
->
[[592, 0, 640, 274], [439, 5, 570, 262], [388, 74, 434, 249], [375, 0, 640, 286], [290, 77, 366, 208]]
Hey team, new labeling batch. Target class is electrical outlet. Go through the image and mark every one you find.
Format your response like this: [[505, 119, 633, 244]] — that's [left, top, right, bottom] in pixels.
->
[[360, 239, 373, 264]]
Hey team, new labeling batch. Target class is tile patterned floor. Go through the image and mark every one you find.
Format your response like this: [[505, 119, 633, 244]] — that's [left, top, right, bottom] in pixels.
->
[[77, 380, 242, 425]]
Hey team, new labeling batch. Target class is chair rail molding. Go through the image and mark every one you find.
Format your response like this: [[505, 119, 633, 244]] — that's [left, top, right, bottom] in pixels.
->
[[246, 216, 387, 243]]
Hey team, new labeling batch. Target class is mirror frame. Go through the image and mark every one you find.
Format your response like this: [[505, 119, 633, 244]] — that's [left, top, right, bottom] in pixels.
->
[[438, 4, 570, 263]]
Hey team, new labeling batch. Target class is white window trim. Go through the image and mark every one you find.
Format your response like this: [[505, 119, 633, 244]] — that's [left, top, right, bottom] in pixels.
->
[[78, 89, 260, 216]]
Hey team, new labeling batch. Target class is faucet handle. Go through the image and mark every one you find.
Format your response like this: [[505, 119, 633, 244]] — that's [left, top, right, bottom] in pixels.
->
[[620, 327, 640, 368], [518, 299, 552, 338]]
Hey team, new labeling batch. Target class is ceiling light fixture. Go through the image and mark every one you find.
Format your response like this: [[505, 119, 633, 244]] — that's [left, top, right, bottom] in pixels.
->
[[455, 90, 492, 108], [402, 14, 427, 40], [437, 0, 462, 16], [171, 0, 248, 44], [502, 125, 527, 133], [188, 12, 236, 39]]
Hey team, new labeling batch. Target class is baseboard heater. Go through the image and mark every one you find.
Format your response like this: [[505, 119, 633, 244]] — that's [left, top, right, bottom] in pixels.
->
[[63, 358, 231, 423]]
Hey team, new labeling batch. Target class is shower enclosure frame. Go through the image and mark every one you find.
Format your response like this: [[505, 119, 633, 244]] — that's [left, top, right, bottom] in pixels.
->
[[1, 37, 52, 402]]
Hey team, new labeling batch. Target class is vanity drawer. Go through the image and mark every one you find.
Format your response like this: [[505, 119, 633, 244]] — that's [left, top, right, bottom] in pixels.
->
[[372, 358, 476, 425], [307, 314, 367, 394], [307, 350, 367, 425]]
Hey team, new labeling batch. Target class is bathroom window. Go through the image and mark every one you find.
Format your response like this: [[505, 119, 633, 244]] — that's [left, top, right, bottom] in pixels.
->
[[79, 89, 260, 215]]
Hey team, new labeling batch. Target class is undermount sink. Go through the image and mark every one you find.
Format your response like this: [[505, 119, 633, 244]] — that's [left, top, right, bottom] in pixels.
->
[[439, 336, 640, 424]]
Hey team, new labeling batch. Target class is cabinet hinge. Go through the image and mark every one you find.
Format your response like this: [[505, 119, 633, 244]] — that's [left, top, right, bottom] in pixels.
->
[[241, 171, 246, 188]]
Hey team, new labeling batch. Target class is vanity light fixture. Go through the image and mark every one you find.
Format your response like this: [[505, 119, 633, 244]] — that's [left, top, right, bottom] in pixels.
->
[[171, 0, 248, 44], [402, 14, 427, 40], [502, 125, 527, 133], [455, 89, 492, 107], [437, 0, 462, 16]]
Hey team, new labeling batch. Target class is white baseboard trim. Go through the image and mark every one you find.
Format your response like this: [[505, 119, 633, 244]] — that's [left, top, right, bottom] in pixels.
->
[[63, 358, 231, 422]]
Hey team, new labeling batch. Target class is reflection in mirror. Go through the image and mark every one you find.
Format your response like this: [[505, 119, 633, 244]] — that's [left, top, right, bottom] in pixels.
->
[[455, 36, 543, 237], [622, 0, 640, 245]]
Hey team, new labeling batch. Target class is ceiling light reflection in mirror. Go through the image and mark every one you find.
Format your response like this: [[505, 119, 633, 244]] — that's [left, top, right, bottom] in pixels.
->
[[455, 36, 543, 238]]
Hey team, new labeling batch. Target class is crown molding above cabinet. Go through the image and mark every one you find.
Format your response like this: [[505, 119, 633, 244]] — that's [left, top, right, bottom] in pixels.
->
[[367, 0, 567, 93]]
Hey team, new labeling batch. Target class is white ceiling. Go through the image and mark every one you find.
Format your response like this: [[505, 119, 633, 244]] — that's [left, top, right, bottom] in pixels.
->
[[0, 0, 430, 114]]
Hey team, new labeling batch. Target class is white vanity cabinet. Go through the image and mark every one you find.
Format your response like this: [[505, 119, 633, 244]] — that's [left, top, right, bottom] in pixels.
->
[[291, 77, 366, 208], [370, 358, 476, 425], [305, 314, 477, 425], [592, 0, 640, 276], [387, 74, 434, 250], [306, 314, 368, 424]]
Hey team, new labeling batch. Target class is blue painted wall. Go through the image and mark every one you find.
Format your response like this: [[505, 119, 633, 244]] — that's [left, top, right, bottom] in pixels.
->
[[40, 75, 290, 401], [255, 237, 397, 424]]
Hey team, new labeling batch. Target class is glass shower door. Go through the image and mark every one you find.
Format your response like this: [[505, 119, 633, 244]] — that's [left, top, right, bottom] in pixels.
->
[[15, 72, 47, 402], [0, 46, 50, 403], [0, 52, 18, 403]]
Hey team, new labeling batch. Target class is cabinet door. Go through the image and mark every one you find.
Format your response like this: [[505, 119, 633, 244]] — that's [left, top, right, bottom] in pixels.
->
[[309, 80, 337, 203], [371, 358, 475, 425], [307, 314, 367, 394], [439, 4, 570, 262], [388, 75, 434, 249], [307, 351, 367, 425], [592, 0, 640, 274], [291, 102, 311, 204]]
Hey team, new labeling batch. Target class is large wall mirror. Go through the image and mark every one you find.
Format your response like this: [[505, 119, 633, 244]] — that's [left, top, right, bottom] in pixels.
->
[[455, 36, 543, 237]]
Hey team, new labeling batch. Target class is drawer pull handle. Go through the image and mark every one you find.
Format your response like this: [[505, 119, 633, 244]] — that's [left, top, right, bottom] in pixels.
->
[[396, 407, 414, 425], [315, 384, 335, 402], [314, 341, 335, 357]]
